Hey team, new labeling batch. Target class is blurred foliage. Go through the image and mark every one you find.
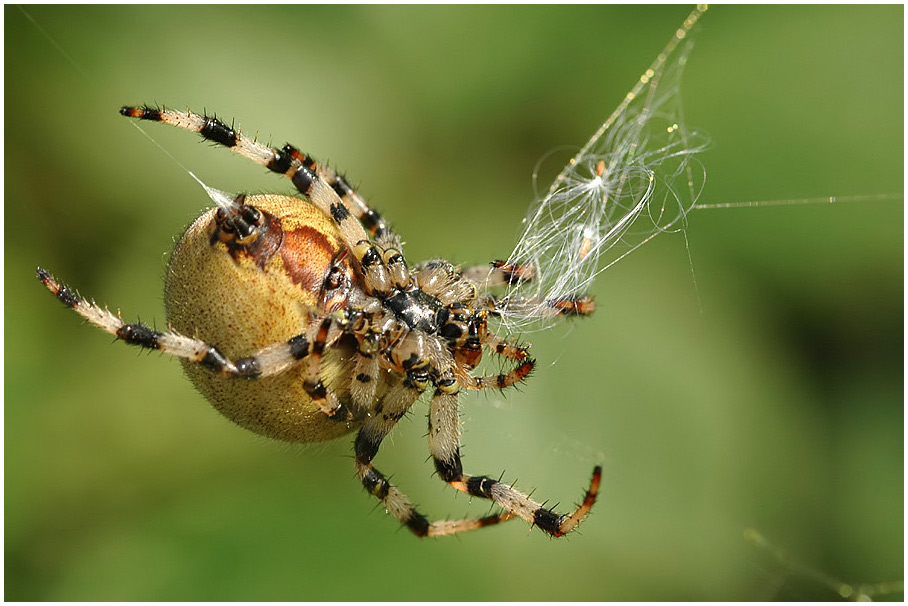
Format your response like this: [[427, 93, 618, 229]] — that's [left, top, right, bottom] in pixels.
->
[[5, 5, 902, 601]]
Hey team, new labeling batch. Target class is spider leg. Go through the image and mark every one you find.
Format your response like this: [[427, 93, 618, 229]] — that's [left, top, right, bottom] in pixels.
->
[[477, 293, 596, 318], [429, 384, 602, 537], [434, 306, 535, 388], [301, 316, 353, 419], [37, 267, 319, 379], [462, 358, 536, 391], [482, 329, 531, 362], [354, 378, 513, 536], [349, 351, 379, 412], [319, 168, 400, 249], [464, 324, 539, 388], [414, 261, 476, 306], [120, 106, 401, 296], [120, 107, 395, 239], [335, 309, 384, 413], [462, 260, 536, 288]]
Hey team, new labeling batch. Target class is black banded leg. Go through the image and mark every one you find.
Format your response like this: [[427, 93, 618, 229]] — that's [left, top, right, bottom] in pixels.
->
[[351, 239, 393, 295], [380, 246, 410, 290], [121, 106, 397, 244], [355, 380, 424, 534], [43, 265, 349, 414], [317, 168, 399, 248], [303, 317, 351, 419], [457, 329, 535, 389], [120, 107, 399, 292], [355, 381, 511, 537], [455, 467, 601, 537], [349, 352, 379, 412], [542, 295, 596, 316], [478, 294, 596, 319], [464, 358, 536, 391], [278, 155, 401, 259], [36, 267, 310, 379], [414, 261, 473, 303], [429, 387, 601, 537], [463, 260, 537, 288], [482, 329, 531, 362]]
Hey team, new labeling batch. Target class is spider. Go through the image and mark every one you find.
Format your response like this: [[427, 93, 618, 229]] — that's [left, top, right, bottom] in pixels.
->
[[36, 106, 602, 538]]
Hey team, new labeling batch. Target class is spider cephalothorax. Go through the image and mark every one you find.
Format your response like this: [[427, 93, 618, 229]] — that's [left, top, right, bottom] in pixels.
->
[[37, 106, 600, 538]]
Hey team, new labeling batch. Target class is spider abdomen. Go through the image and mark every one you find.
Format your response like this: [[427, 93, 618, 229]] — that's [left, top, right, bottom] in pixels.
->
[[165, 194, 366, 443]]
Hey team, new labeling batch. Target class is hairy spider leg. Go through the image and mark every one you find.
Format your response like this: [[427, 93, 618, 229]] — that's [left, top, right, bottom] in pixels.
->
[[478, 293, 596, 319], [120, 107, 402, 297], [429, 386, 602, 536], [36, 267, 328, 380], [462, 260, 537, 288], [301, 316, 353, 419], [354, 377, 514, 536]]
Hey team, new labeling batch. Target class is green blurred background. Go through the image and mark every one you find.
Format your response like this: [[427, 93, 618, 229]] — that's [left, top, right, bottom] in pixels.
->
[[6, 5, 902, 601]]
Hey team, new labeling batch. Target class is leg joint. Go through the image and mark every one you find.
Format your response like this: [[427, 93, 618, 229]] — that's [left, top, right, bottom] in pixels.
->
[[466, 475, 497, 498], [533, 508, 566, 536], [355, 430, 382, 464], [361, 466, 390, 500], [404, 511, 430, 537], [234, 357, 261, 378], [116, 323, 162, 349], [434, 453, 463, 483]]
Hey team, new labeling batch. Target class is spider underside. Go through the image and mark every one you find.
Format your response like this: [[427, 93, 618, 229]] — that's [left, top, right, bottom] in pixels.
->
[[37, 106, 601, 538]]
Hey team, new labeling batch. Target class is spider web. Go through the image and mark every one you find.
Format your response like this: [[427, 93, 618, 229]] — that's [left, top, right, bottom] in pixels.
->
[[498, 6, 709, 333]]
